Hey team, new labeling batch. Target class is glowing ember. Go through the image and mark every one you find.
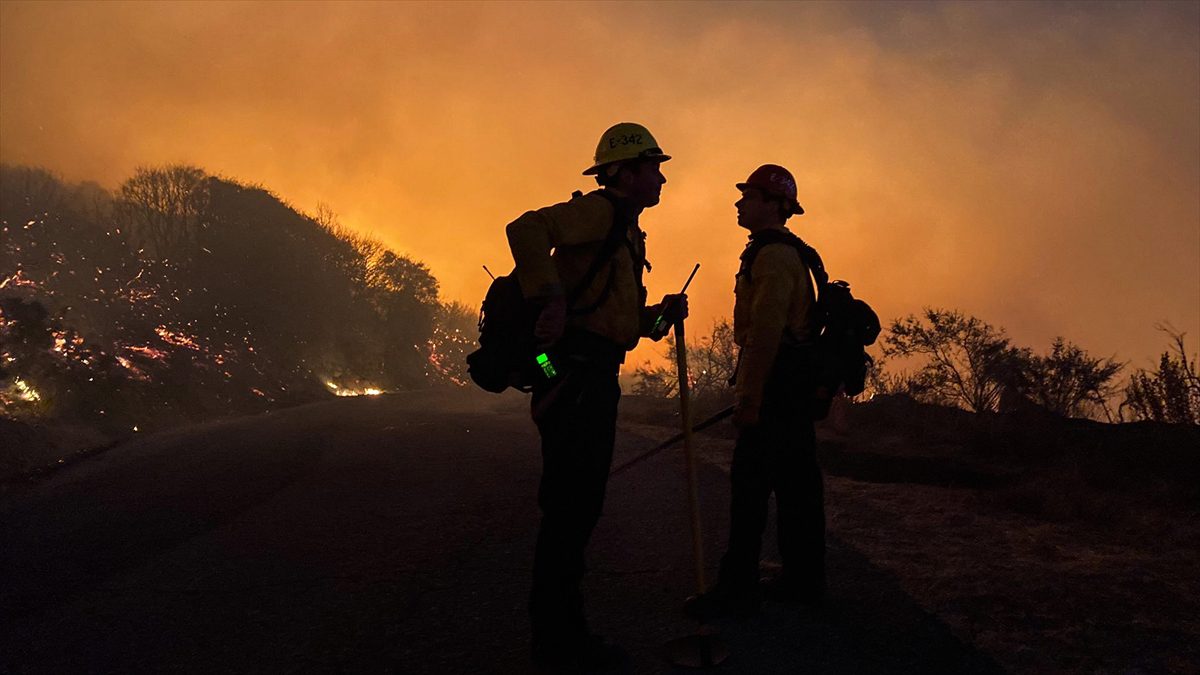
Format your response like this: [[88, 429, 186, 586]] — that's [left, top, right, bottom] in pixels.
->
[[13, 378, 41, 402], [426, 337, 468, 387], [0, 270, 41, 290], [115, 356, 151, 381], [155, 326, 201, 350], [125, 345, 170, 360], [325, 380, 385, 397]]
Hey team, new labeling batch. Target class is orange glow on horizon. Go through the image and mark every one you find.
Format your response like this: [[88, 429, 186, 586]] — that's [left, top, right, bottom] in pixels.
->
[[1, 1, 1197, 373]]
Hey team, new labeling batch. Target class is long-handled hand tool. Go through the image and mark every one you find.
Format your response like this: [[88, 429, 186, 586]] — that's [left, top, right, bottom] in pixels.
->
[[608, 406, 732, 477], [663, 312, 729, 668]]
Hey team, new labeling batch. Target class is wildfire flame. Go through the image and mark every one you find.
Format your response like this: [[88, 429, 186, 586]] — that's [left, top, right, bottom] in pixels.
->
[[426, 334, 468, 387], [1, 269, 41, 290], [155, 326, 201, 350], [325, 381, 384, 397], [12, 378, 41, 402]]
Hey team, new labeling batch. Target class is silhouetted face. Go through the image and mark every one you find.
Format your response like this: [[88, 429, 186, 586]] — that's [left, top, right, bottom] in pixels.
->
[[735, 188, 779, 231], [620, 160, 667, 209]]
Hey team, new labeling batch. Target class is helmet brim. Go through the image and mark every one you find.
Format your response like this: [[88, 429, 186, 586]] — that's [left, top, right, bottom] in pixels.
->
[[582, 152, 671, 176], [736, 183, 804, 215]]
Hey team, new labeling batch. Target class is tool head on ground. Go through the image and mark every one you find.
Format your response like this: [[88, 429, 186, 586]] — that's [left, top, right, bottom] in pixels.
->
[[583, 122, 672, 176], [736, 164, 804, 216], [665, 625, 730, 668]]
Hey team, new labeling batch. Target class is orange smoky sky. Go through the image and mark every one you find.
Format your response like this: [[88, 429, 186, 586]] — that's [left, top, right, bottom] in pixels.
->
[[2, 0, 1198, 373]]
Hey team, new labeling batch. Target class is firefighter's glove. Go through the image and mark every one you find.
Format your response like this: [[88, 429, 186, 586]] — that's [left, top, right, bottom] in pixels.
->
[[649, 293, 689, 339], [533, 295, 567, 348], [660, 293, 689, 324]]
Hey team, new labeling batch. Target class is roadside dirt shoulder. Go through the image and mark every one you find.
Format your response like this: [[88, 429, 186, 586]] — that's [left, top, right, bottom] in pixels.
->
[[620, 412, 1200, 673]]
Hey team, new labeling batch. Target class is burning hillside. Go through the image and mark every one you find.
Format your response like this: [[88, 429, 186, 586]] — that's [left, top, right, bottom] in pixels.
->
[[0, 164, 476, 440]]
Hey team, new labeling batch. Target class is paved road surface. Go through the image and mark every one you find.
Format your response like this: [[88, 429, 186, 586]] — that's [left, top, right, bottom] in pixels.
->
[[2, 390, 1000, 673]]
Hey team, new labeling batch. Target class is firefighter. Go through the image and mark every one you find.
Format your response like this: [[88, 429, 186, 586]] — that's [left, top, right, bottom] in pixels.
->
[[684, 164, 826, 620], [506, 122, 687, 671]]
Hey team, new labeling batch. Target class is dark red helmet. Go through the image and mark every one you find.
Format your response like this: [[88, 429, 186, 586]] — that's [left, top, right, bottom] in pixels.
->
[[736, 164, 804, 215]]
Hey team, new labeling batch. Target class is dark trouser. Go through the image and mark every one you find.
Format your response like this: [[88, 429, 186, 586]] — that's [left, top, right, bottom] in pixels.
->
[[528, 352, 622, 648], [717, 352, 825, 593]]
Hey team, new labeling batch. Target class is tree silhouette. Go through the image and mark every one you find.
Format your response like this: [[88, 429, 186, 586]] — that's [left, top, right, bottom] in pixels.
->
[[1123, 326, 1200, 424], [1018, 338, 1123, 420], [117, 166, 209, 262], [883, 309, 1023, 413], [632, 318, 737, 409]]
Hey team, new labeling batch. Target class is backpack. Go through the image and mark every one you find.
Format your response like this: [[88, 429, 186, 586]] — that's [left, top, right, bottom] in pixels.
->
[[466, 191, 629, 393], [739, 229, 880, 418]]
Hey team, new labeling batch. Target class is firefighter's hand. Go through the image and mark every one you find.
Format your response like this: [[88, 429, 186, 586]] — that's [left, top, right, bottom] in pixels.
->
[[733, 403, 760, 429], [659, 293, 689, 324], [534, 295, 567, 347]]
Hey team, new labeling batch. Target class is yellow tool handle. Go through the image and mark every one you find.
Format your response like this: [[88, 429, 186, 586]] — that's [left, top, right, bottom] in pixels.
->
[[675, 317, 707, 593]]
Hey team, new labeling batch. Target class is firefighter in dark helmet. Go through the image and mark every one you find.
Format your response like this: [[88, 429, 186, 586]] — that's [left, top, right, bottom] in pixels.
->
[[685, 164, 827, 620], [506, 122, 687, 671]]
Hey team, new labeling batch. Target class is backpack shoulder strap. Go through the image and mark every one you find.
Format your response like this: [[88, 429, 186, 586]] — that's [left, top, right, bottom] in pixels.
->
[[792, 235, 829, 289], [739, 229, 828, 289], [564, 190, 628, 313]]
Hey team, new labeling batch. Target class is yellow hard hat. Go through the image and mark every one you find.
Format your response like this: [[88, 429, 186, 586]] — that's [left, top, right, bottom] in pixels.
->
[[582, 122, 671, 175]]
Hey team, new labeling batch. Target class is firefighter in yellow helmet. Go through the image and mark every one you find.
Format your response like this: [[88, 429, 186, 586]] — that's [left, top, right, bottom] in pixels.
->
[[582, 121, 673, 179], [685, 164, 827, 621], [505, 122, 686, 671]]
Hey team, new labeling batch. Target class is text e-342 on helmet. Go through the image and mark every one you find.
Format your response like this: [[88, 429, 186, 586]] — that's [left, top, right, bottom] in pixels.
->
[[583, 122, 672, 176]]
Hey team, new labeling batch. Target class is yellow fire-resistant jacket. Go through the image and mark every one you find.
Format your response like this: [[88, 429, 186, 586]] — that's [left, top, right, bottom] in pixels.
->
[[506, 190, 655, 352], [733, 228, 818, 415]]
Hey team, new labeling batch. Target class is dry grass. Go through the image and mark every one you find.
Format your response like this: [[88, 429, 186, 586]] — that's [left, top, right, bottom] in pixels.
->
[[827, 475, 1200, 673], [822, 396, 1200, 673], [623, 394, 1200, 673]]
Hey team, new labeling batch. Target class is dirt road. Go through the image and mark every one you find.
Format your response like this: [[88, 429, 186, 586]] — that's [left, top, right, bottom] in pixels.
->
[[2, 389, 998, 673]]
